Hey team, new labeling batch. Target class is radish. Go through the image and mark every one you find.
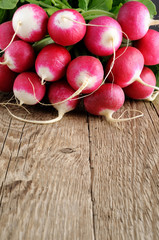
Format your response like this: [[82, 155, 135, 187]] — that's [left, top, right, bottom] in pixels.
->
[[84, 16, 123, 56], [35, 43, 71, 84], [124, 67, 157, 101], [105, 46, 159, 90], [47, 80, 79, 121], [0, 57, 17, 92], [8, 80, 79, 124], [84, 83, 143, 122], [13, 72, 46, 105], [66, 56, 104, 96], [12, 4, 48, 42], [48, 9, 86, 46], [117, 1, 159, 41], [0, 40, 35, 73], [134, 29, 159, 65], [0, 21, 19, 50]]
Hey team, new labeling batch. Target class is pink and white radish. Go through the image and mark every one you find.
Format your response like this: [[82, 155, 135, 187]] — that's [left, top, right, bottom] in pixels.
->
[[47, 80, 79, 122], [0, 40, 35, 73], [48, 9, 86, 46], [117, 1, 159, 40], [84, 83, 125, 122], [124, 67, 158, 101], [84, 83, 143, 122], [35, 43, 71, 84], [105, 46, 159, 90], [9, 80, 79, 124], [66, 55, 104, 98], [13, 72, 46, 105], [134, 29, 159, 65], [0, 57, 17, 92], [0, 21, 19, 50], [12, 4, 48, 42], [84, 16, 123, 56]]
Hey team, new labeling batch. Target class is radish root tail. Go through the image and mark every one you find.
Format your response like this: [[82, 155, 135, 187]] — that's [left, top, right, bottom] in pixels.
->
[[5, 105, 64, 124], [136, 77, 159, 91], [0, 21, 21, 54], [103, 109, 144, 122]]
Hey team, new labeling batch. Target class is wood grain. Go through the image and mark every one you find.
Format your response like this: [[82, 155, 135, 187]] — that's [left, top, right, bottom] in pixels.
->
[[0, 97, 158, 240], [0, 103, 94, 240], [89, 100, 159, 240]]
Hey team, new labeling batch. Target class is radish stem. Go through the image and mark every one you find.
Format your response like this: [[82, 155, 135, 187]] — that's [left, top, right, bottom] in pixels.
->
[[0, 21, 21, 54]]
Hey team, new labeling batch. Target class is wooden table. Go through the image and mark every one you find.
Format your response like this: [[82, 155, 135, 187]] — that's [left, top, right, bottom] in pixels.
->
[[0, 95, 158, 240]]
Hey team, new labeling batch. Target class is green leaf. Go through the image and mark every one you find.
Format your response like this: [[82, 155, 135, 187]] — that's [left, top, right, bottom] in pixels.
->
[[0, 9, 7, 23], [61, 0, 71, 8], [32, 36, 54, 52], [0, 0, 19, 9], [111, 3, 123, 16], [51, 0, 71, 9], [45, 7, 59, 16], [112, 0, 125, 7], [88, 0, 113, 11], [78, 0, 90, 11], [82, 9, 115, 20], [25, 0, 54, 8]]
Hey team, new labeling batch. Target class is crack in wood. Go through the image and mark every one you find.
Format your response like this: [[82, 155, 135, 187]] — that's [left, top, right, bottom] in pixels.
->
[[14, 122, 26, 169], [0, 154, 12, 210], [87, 113, 96, 240], [151, 102, 159, 118], [0, 118, 12, 156], [144, 102, 159, 143]]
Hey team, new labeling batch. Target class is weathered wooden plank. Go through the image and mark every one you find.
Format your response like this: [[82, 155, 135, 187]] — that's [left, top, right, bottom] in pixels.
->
[[89, 100, 159, 240], [0, 97, 159, 240], [0, 104, 94, 240]]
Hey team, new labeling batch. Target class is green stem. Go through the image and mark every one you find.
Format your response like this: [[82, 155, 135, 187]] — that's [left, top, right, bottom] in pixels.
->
[[82, 9, 116, 20], [26, 0, 54, 8], [51, 0, 71, 9]]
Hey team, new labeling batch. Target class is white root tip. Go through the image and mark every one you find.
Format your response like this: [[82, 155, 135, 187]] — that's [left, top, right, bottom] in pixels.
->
[[103, 109, 143, 123], [145, 91, 159, 101], [41, 78, 46, 85], [5, 106, 65, 125], [19, 100, 24, 106]]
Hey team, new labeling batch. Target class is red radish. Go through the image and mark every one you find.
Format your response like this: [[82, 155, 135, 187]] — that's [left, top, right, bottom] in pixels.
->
[[84, 16, 123, 56], [84, 83, 126, 122], [117, 1, 159, 40], [12, 4, 48, 42], [48, 80, 79, 120], [48, 9, 86, 46], [84, 83, 143, 122], [35, 43, 71, 84], [105, 46, 159, 90], [0, 57, 17, 92], [124, 67, 157, 101], [0, 40, 35, 73], [13, 72, 46, 105], [134, 29, 159, 65], [0, 21, 19, 50], [66, 56, 104, 95], [8, 80, 79, 124]]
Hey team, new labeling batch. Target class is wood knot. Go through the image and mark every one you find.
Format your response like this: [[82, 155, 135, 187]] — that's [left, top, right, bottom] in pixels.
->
[[60, 148, 75, 154]]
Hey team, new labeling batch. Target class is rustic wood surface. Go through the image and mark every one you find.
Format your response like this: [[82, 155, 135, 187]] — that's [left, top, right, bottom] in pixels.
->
[[0, 94, 158, 240]]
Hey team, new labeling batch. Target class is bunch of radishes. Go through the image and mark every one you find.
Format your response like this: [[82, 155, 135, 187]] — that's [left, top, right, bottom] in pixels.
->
[[0, 1, 159, 124]]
